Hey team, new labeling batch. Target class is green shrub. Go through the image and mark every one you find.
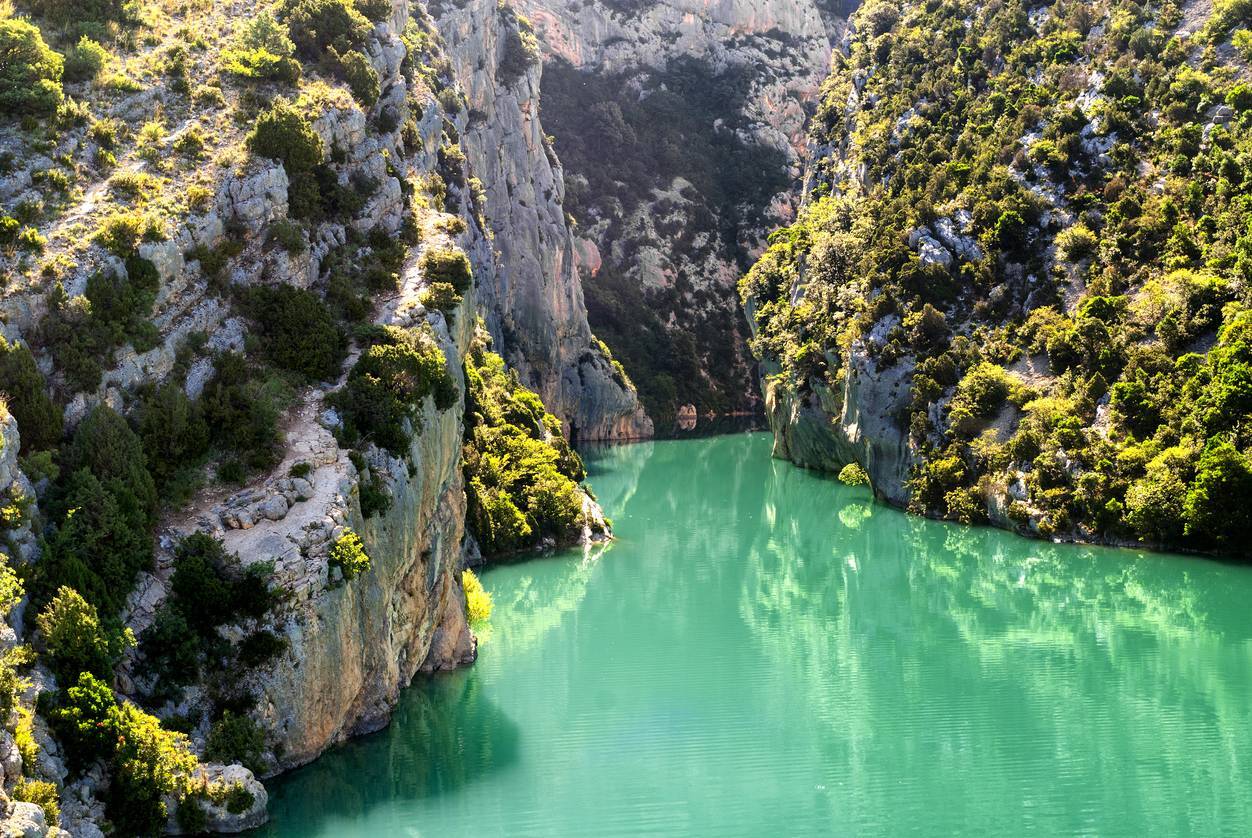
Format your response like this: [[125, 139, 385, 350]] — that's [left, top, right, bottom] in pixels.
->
[[837, 462, 870, 486], [419, 281, 461, 315], [268, 219, 306, 253], [106, 702, 198, 836], [248, 100, 325, 219], [13, 779, 59, 826], [205, 711, 265, 773], [328, 529, 370, 580], [36, 586, 127, 683], [63, 36, 110, 83], [138, 605, 201, 698], [64, 404, 159, 526], [1184, 439, 1252, 549], [462, 568, 492, 625], [28, 0, 127, 25], [201, 353, 284, 472], [418, 248, 472, 293], [0, 19, 63, 117], [0, 336, 61, 452], [329, 326, 457, 454], [243, 285, 345, 380], [463, 341, 589, 556], [338, 49, 379, 106], [221, 12, 301, 83], [136, 382, 209, 488], [277, 0, 371, 59]]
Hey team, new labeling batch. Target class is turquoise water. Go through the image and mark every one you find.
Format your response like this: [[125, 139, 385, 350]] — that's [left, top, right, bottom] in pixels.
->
[[257, 433, 1252, 836]]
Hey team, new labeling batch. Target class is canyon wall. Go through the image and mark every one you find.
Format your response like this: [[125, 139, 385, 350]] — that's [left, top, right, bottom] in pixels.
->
[[504, 0, 853, 426], [431, 0, 652, 442]]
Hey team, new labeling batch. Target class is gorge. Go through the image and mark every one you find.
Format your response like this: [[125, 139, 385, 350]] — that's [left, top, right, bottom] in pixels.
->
[[0, 0, 1249, 835]]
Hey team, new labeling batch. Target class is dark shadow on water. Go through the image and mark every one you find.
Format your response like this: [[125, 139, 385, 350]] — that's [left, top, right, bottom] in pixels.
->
[[248, 669, 519, 834]]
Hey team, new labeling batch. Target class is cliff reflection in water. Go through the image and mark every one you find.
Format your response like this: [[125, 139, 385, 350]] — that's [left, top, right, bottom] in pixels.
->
[[260, 433, 1252, 838], [740, 455, 1252, 835]]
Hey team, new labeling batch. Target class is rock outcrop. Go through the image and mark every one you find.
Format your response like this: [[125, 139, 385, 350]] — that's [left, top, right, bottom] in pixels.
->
[[496, 0, 853, 424], [432, 0, 652, 441]]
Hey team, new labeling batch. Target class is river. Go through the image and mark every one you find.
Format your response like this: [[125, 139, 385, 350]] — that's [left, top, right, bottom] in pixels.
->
[[255, 433, 1252, 836]]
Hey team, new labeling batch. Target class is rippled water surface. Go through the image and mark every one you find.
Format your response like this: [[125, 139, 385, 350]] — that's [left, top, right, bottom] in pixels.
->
[[258, 433, 1252, 837]]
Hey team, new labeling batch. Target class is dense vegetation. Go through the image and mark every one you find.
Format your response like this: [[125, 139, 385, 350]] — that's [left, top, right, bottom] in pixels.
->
[[742, 0, 1252, 554], [462, 334, 596, 556]]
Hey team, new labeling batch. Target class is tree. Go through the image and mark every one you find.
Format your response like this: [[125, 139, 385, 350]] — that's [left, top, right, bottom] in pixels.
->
[[244, 285, 345, 380], [1184, 440, 1252, 549], [0, 18, 63, 116], [36, 586, 125, 683], [0, 336, 61, 453], [136, 383, 209, 485], [63, 405, 158, 527]]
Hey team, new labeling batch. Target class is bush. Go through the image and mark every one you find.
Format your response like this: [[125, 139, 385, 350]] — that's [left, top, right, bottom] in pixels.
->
[[136, 382, 209, 487], [94, 211, 163, 258], [13, 779, 59, 826], [243, 285, 345, 380], [248, 100, 325, 219], [419, 247, 473, 293], [0, 19, 63, 117], [1183, 440, 1252, 549], [106, 702, 198, 835], [837, 462, 870, 486], [221, 12, 301, 83], [338, 49, 379, 106], [277, 0, 371, 59], [36, 586, 126, 683], [64, 404, 158, 526], [328, 529, 370, 580], [63, 36, 110, 83], [46, 671, 119, 771], [463, 343, 589, 556], [205, 711, 265, 773], [329, 326, 457, 454], [138, 606, 201, 698], [0, 336, 61, 453], [462, 569, 492, 625], [28, 0, 126, 25], [38, 469, 153, 616], [201, 353, 284, 472], [419, 281, 461, 315]]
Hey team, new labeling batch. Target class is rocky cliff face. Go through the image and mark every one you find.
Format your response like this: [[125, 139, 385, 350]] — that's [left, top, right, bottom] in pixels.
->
[[431, 0, 652, 442], [743, 0, 1252, 554], [505, 0, 853, 426], [0, 0, 625, 830]]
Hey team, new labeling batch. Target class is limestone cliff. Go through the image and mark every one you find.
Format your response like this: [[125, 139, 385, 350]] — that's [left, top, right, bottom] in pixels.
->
[[504, 0, 853, 426], [431, 0, 652, 442]]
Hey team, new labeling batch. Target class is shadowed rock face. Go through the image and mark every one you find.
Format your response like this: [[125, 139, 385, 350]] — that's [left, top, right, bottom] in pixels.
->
[[487, 0, 853, 427], [432, 0, 653, 442]]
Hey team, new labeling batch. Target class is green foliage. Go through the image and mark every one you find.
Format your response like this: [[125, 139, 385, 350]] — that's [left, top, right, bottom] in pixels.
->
[[462, 568, 492, 625], [463, 338, 589, 556], [243, 285, 345, 380], [63, 36, 111, 83], [36, 586, 128, 683], [13, 779, 59, 827], [418, 248, 473, 294], [248, 100, 325, 219], [140, 533, 281, 698], [277, 0, 371, 59], [328, 529, 370, 580], [201, 353, 285, 474], [28, 0, 127, 25], [329, 325, 457, 454], [739, 0, 1252, 553], [65, 405, 158, 526], [221, 12, 301, 83], [205, 711, 265, 773], [0, 336, 61, 453], [837, 462, 870, 487], [135, 382, 209, 490], [338, 49, 379, 106], [419, 281, 461, 316], [0, 18, 63, 117]]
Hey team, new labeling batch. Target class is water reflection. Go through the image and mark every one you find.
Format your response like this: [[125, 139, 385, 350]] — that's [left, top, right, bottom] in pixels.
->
[[255, 672, 520, 835], [262, 433, 1252, 838]]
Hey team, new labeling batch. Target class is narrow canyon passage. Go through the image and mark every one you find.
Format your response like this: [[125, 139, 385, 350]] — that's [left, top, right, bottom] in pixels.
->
[[259, 435, 1252, 837]]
